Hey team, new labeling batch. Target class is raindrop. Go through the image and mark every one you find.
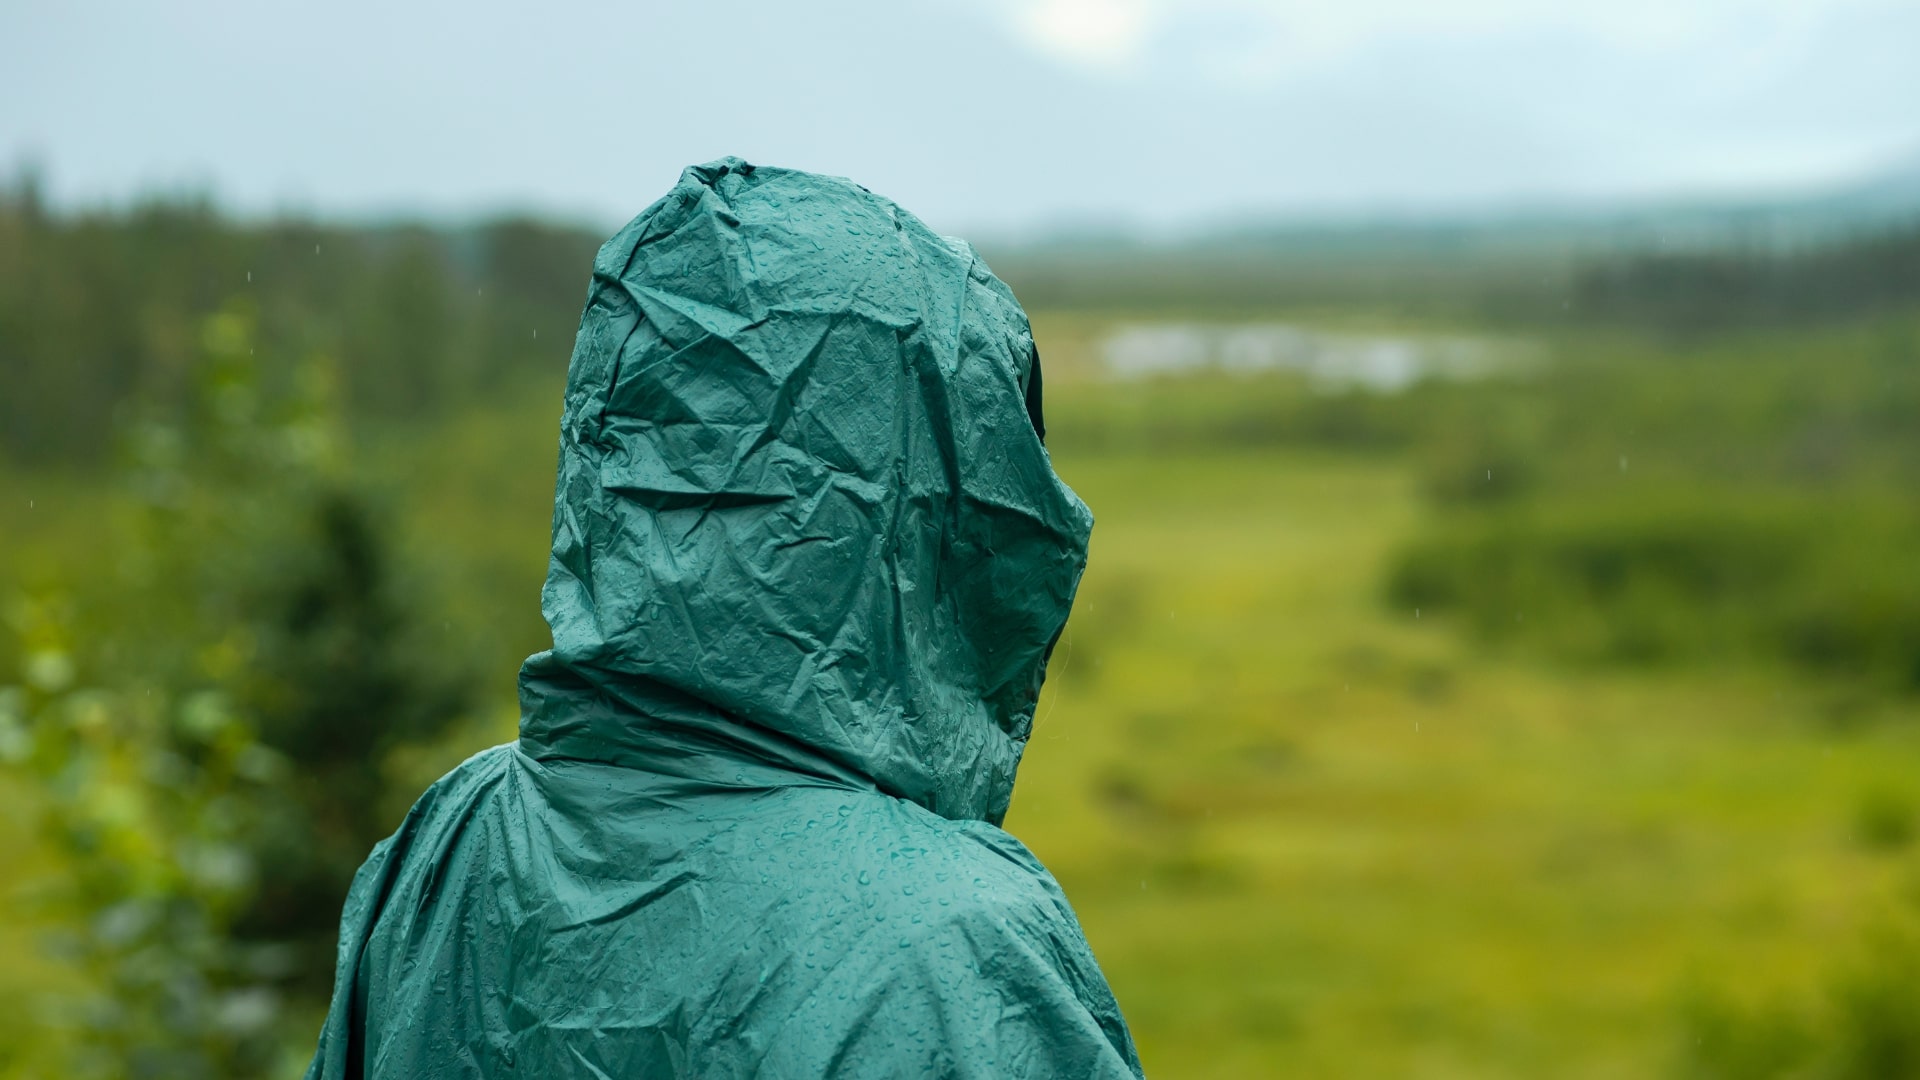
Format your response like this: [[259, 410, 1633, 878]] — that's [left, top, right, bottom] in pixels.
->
[[1619, 455, 1629, 472], [533, 328, 538, 339], [314, 244, 320, 255], [246, 271, 251, 282], [1415, 608, 1421, 619]]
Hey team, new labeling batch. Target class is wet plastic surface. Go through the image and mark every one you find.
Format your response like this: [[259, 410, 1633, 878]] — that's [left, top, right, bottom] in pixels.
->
[[305, 159, 1140, 1078]]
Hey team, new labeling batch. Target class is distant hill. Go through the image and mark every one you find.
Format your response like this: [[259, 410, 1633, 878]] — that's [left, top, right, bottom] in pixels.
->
[[983, 152, 1920, 316], [999, 150, 1920, 257]]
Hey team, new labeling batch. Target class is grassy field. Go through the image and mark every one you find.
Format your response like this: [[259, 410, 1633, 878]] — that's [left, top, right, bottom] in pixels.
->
[[364, 353, 1920, 1076], [1017, 444, 1920, 1076], [5, 316, 1920, 1077]]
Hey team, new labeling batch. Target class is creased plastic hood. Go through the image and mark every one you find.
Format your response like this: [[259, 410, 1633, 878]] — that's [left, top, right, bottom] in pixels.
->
[[306, 161, 1141, 1080], [517, 157, 1092, 825]]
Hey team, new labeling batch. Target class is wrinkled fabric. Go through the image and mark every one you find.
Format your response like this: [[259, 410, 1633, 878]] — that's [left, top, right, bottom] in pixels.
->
[[305, 158, 1141, 1078]]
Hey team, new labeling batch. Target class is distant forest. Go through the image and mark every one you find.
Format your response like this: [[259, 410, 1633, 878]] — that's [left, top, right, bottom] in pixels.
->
[[1572, 227, 1920, 332], [0, 183, 599, 464], [4, 177, 1918, 464]]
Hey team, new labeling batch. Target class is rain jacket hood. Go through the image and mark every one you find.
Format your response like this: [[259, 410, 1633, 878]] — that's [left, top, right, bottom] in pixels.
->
[[518, 157, 1091, 826], [306, 160, 1139, 1080]]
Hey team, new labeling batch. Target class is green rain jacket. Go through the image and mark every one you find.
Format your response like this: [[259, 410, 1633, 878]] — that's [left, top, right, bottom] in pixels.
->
[[305, 159, 1142, 1079]]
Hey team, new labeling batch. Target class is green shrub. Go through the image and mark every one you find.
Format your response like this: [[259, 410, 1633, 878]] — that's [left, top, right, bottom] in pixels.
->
[[0, 304, 471, 1074]]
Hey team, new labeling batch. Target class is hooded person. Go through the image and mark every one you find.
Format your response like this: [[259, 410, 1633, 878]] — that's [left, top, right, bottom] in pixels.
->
[[304, 158, 1142, 1079]]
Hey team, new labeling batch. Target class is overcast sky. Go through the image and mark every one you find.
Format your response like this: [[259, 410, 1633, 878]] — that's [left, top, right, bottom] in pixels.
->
[[4, 0, 1918, 234]]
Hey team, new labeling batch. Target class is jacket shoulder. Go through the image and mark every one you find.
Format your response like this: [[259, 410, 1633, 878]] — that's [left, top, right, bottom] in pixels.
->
[[745, 806, 1143, 1078], [303, 745, 518, 1080]]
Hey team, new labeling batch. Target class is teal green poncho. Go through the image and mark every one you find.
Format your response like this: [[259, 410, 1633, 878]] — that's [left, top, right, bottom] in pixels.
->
[[304, 159, 1141, 1078]]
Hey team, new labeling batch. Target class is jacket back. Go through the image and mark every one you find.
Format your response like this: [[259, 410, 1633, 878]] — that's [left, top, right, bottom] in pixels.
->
[[304, 158, 1140, 1078]]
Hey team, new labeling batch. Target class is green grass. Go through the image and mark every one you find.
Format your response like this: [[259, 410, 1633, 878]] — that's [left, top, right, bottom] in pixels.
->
[[6, 358, 1920, 1077], [1011, 446, 1920, 1078]]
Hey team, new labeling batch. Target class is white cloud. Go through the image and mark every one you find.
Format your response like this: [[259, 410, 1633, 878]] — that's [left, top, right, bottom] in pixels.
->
[[1009, 0, 1159, 67], [992, 0, 1904, 79]]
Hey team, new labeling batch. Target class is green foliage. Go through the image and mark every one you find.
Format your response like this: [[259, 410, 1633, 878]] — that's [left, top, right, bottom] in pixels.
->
[[0, 305, 471, 1074], [1854, 790, 1918, 853], [1387, 315, 1920, 692], [1676, 901, 1920, 1080], [0, 609, 290, 1077], [0, 181, 593, 465], [1674, 987, 1816, 1080], [1577, 224, 1920, 335], [1389, 493, 1920, 682], [1828, 920, 1920, 1079]]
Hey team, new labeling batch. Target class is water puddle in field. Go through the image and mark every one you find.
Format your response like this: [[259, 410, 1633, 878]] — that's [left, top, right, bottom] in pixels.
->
[[1099, 323, 1531, 391]]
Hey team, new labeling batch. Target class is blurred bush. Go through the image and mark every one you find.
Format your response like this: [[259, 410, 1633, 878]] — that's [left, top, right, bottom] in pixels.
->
[[1676, 895, 1920, 1079], [1389, 494, 1920, 686], [1387, 294, 1920, 694], [1576, 225, 1920, 336], [0, 305, 471, 1075]]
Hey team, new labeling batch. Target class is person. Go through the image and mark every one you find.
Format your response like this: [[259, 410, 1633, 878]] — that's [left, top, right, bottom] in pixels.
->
[[304, 158, 1142, 1079]]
